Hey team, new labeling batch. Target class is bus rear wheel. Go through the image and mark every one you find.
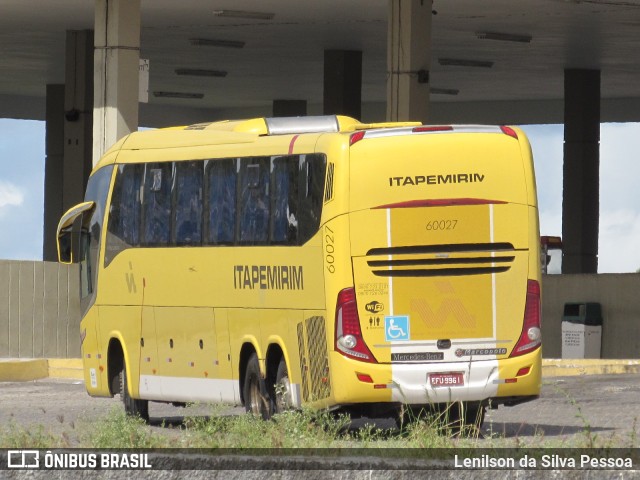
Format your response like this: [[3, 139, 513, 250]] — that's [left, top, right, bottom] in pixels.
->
[[243, 353, 271, 419], [119, 366, 149, 422], [273, 359, 294, 414]]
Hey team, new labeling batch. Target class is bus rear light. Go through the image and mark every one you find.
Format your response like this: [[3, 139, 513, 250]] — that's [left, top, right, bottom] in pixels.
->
[[510, 280, 541, 357], [356, 372, 374, 383], [500, 126, 518, 139], [350, 131, 366, 145], [335, 287, 376, 363], [516, 366, 531, 377], [412, 126, 454, 133]]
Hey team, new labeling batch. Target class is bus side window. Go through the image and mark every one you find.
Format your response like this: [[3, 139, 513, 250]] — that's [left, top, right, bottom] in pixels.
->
[[173, 161, 203, 246], [105, 164, 142, 265], [142, 162, 173, 246], [298, 154, 326, 244], [205, 159, 237, 244], [239, 158, 269, 244], [271, 156, 298, 244]]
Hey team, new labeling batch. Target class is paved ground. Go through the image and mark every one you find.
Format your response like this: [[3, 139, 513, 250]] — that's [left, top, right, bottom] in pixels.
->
[[484, 373, 640, 446], [1, 373, 639, 448]]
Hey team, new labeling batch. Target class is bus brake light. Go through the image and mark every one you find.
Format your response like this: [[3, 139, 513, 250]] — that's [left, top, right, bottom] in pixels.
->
[[510, 280, 541, 357], [335, 287, 376, 363]]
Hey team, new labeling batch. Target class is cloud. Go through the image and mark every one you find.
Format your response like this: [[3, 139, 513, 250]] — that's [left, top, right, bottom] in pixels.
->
[[0, 181, 24, 209], [599, 209, 640, 273]]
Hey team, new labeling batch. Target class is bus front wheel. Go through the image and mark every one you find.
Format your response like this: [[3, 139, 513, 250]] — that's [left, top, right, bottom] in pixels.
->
[[243, 354, 270, 419], [119, 366, 149, 422]]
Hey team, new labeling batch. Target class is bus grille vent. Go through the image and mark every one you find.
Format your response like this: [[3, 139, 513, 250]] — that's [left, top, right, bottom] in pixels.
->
[[296, 322, 310, 403], [324, 163, 335, 202], [297, 316, 330, 403], [366, 243, 516, 278]]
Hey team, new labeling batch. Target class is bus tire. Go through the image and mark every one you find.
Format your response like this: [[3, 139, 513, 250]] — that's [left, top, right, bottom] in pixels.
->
[[119, 365, 149, 422], [243, 353, 271, 419], [273, 358, 294, 414]]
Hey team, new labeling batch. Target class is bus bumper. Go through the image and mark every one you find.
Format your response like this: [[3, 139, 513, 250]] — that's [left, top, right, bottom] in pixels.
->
[[328, 348, 541, 407]]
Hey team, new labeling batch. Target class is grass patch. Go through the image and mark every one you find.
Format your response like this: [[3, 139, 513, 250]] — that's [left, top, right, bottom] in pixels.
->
[[0, 421, 66, 449], [2, 398, 638, 450], [80, 407, 169, 449]]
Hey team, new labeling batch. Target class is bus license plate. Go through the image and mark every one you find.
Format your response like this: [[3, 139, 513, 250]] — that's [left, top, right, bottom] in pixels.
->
[[429, 372, 464, 387]]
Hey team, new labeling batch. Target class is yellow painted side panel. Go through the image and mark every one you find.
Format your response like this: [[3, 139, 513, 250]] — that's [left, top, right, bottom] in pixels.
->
[[96, 305, 142, 397], [139, 306, 158, 378], [80, 307, 105, 395], [99, 243, 324, 311], [154, 307, 217, 380], [214, 309, 233, 383]]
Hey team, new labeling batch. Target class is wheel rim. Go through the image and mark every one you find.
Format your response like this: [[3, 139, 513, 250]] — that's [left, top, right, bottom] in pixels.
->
[[248, 374, 265, 415], [275, 374, 293, 413]]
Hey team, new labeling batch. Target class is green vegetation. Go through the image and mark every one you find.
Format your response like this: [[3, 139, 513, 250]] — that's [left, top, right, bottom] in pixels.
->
[[0, 421, 67, 449], [0, 401, 636, 451]]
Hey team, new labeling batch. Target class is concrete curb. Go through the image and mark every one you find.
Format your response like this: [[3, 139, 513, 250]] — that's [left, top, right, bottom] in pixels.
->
[[542, 358, 640, 376], [2, 358, 640, 383], [0, 358, 49, 381], [0, 358, 83, 382]]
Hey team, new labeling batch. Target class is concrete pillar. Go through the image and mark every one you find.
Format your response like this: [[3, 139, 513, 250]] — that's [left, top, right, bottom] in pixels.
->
[[272, 100, 307, 117], [562, 69, 600, 273], [93, 0, 140, 165], [323, 50, 362, 119], [386, 0, 432, 122], [63, 30, 94, 215], [43, 85, 65, 261]]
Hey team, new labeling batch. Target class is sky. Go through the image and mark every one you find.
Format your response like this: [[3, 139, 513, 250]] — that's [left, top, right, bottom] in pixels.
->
[[0, 118, 638, 273]]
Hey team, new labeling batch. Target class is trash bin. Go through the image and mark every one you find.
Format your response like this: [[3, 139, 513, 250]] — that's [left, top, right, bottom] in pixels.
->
[[561, 302, 603, 359]]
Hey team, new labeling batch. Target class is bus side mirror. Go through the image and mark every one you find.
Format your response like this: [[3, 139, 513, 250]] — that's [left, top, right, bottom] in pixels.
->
[[56, 201, 96, 264], [58, 226, 74, 264]]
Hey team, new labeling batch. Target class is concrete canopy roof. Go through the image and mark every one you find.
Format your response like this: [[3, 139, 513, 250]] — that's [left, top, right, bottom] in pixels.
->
[[3, 0, 640, 125]]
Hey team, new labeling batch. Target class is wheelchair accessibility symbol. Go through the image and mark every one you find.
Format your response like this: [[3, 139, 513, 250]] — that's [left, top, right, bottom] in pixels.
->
[[385, 315, 410, 341]]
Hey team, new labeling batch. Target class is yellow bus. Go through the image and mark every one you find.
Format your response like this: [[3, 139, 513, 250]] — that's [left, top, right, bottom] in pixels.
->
[[57, 115, 541, 428]]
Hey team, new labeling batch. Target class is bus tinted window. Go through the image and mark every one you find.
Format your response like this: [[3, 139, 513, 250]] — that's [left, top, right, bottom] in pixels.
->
[[239, 158, 269, 244], [298, 154, 326, 244], [106, 164, 142, 265], [104, 153, 326, 258], [142, 162, 172, 246], [271, 156, 298, 244], [205, 159, 237, 244], [173, 161, 203, 246]]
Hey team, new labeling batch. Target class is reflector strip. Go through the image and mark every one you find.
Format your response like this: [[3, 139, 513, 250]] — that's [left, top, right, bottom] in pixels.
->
[[350, 131, 366, 145], [374, 198, 507, 209], [288, 134, 299, 154], [412, 126, 453, 133], [500, 126, 518, 139]]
